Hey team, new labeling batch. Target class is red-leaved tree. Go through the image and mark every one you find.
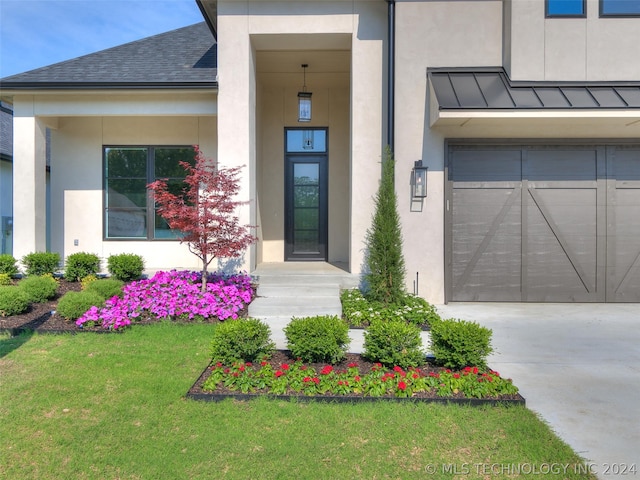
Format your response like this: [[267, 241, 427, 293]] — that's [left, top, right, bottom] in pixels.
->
[[148, 146, 257, 292]]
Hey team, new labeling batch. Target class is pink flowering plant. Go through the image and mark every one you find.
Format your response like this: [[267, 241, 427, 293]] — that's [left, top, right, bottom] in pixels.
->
[[76, 270, 253, 330], [201, 357, 518, 399]]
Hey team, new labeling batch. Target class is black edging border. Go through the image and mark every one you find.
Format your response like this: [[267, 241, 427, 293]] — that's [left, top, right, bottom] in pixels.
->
[[185, 367, 526, 407]]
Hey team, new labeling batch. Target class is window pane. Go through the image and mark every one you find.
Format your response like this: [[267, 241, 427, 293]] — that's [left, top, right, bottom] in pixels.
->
[[547, 0, 585, 15], [286, 130, 327, 153], [294, 186, 319, 208], [106, 148, 147, 177], [106, 209, 146, 238], [106, 179, 148, 208], [601, 0, 640, 14], [155, 147, 196, 178], [294, 163, 319, 185], [154, 213, 184, 239]]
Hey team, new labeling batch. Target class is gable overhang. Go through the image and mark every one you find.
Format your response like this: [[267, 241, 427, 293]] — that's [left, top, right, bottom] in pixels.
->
[[196, 0, 217, 39], [428, 68, 640, 133]]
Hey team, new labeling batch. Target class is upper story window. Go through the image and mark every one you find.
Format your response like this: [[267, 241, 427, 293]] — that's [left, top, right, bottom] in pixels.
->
[[546, 0, 586, 17], [600, 0, 640, 16], [104, 146, 196, 240]]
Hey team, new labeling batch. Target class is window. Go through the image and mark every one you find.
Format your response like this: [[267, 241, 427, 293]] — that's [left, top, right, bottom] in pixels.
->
[[600, 0, 640, 15], [104, 146, 196, 240], [546, 0, 586, 16]]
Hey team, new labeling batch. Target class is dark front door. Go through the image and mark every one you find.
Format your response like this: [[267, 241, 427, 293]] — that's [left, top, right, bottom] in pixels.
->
[[285, 155, 328, 261]]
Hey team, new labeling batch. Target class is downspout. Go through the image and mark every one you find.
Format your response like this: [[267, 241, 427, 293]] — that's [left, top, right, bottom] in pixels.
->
[[386, 0, 395, 151]]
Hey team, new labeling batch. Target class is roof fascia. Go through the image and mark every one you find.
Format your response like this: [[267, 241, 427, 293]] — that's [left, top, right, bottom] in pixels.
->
[[0, 82, 218, 91], [196, 0, 218, 39]]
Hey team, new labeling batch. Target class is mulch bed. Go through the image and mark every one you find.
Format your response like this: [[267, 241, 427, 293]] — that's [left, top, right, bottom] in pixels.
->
[[187, 350, 526, 406]]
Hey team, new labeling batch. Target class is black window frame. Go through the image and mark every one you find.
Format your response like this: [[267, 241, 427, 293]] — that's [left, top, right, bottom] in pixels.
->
[[103, 145, 196, 241], [545, 0, 587, 17], [600, 0, 640, 16]]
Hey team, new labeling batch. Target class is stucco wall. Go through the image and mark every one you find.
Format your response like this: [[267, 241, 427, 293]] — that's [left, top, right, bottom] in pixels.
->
[[394, 0, 503, 302], [506, 0, 640, 81], [48, 115, 217, 272], [217, 0, 386, 273]]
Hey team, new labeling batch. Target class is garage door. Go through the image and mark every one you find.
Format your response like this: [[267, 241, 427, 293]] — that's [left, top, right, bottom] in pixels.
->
[[447, 144, 640, 302]]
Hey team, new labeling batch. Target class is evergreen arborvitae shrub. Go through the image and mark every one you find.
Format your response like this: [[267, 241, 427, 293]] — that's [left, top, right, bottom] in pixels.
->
[[0, 286, 30, 316], [64, 252, 101, 282], [364, 146, 406, 306], [284, 315, 350, 364], [0, 254, 18, 277], [209, 318, 275, 364], [85, 278, 124, 300], [56, 290, 104, 320], [18, 274, 58, 303], [22, 252, 60, 276], [363, 320, 424, 369], [430, 318, 494, 370], [107, 254, 144, 282]]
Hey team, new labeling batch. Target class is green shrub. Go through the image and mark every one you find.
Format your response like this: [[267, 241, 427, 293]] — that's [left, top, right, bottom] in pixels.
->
[[81, 274, 98, 290], [22, 252, 60, 276], [64, 252, 101, 282], [430, 318, 493, 370], [363, 320, 424, 369], [284, 315, 349, 364], [18, 274, 58, 303], [209, 318, 275, 364], [0, 273, 12, 286], [0, 254, 18, 277], [107, 253, 144, 282], [56, 290, 104, 320], [0, 286, 30, 316], [86, 278, 124, 300]]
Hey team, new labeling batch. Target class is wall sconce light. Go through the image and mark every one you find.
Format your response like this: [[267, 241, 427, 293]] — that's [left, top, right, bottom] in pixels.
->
[[298, 64, 312, 122], [412, 160, 428, 198]]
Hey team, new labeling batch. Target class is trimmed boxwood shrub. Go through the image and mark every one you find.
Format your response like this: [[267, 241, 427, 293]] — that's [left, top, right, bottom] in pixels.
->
[[209, 318, 275, 364], [430, 318, 493, 370], [0, 254, 18, 277], [56, 290, 104, 320], [284, 315, 349, 364], [18, 275, 58, 303], [85, 278, 124, 300], [107, 254, 144, 282], [64, 252, 101, 282], [363, 319, 424, 369], [22, 252, 60, 276], [0, 286, 30, 316]]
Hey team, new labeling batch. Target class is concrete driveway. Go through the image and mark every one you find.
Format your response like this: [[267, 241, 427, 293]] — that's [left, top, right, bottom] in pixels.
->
[[436, 303, 640, 478]]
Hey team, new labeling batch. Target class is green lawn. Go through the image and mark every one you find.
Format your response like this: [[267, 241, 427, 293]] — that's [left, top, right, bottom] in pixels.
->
[[0, 323, 595, 479]]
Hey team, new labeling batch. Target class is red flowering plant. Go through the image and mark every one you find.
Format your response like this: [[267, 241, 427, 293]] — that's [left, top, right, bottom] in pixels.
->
[[201, 357, 518, 399]]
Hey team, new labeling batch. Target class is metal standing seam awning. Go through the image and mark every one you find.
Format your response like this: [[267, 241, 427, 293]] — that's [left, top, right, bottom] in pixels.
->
[[428, 67, 640, 128]]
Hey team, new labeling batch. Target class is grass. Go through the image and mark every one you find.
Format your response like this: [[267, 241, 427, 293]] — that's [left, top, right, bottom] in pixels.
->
[[0, 324, 595, 480]]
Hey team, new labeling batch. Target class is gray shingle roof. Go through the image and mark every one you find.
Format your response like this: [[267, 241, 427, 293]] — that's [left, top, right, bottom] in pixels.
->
[[429, 68, 640, 109], [0, 22, 216, 89]]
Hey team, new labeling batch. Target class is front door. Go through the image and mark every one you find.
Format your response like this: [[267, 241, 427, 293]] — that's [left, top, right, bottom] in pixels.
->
[[284, 129, 328, 261]]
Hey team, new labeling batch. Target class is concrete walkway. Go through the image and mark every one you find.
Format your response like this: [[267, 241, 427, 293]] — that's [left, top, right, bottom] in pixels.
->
[[436, 303, 640, 478]]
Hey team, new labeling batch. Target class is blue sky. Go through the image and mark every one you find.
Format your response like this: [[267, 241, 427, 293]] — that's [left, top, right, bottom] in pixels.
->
[[0, 0, 205, 78]]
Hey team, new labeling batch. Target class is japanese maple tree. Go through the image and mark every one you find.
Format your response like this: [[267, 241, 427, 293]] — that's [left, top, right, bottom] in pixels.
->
[[148, 147, 256, 292]]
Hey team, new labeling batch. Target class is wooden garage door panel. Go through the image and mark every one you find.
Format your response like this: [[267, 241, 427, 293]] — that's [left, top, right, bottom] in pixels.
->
[[607, 148, 640, 302], [452, 188, 522, 301], [525, 188, 599, 301]]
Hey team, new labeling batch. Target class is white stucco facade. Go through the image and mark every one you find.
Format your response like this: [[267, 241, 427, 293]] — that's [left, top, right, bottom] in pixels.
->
[[2, 0, 639, 303]]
